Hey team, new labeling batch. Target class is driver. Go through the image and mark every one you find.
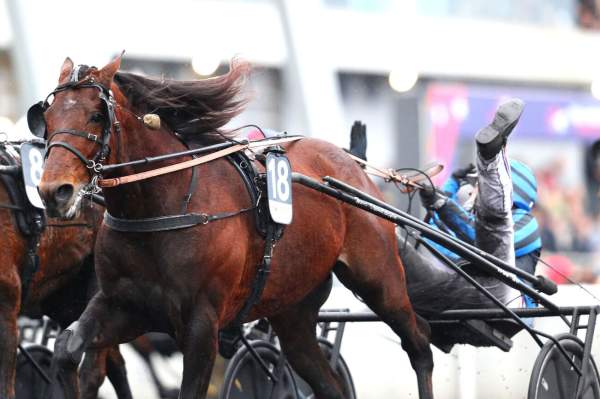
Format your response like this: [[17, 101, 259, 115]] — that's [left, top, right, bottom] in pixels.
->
[[418, 98, 541, 308]]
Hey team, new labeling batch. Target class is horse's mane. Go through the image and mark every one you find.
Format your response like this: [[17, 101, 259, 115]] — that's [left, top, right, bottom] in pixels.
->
[[113, 60, 250, 144]]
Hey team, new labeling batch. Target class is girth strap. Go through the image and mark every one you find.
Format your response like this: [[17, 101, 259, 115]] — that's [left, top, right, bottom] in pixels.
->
[[219, 221, 277, 359], [103, 206, 255, 233]]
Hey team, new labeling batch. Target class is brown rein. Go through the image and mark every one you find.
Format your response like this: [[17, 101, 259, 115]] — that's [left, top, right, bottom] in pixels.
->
[[98, 136, 304, 188], [346, 153, 444, 191]]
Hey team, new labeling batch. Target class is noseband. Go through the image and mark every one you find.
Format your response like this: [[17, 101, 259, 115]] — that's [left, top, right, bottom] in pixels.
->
[[27, 68, 119, 192]]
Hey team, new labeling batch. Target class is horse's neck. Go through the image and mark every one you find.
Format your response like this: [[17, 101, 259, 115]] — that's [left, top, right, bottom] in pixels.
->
[[104, 124, 192, 219]]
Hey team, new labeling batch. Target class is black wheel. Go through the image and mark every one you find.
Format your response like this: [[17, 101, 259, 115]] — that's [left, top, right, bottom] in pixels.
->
[[294, 339, 356, 399], [529, 334, 600, 399], [15, 345, 66, 399], [219, 340, 299, 399]]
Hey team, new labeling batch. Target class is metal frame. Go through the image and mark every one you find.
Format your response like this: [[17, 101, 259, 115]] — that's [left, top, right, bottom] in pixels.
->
[[291, 171, 600, 397]]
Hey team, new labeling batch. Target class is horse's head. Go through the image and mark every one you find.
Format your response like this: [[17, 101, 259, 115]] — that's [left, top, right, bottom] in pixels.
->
[[37, 56, 122, 218], [37, 54, 249, 219]]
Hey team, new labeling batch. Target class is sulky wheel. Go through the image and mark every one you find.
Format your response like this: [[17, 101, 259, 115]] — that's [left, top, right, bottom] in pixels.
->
[[15, 345, 66, 399], [219, 340, 299, 399], [528, 334, 600, 399], [294, 338, 356, 399]]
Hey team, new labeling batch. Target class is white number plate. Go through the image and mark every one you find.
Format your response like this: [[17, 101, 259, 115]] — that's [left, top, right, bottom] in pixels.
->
[[20, 143, 46, 209], [266, 152, 293, 224]]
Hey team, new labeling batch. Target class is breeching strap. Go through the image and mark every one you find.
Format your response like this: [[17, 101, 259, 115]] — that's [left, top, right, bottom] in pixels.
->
[[98, 136, 303, 188]]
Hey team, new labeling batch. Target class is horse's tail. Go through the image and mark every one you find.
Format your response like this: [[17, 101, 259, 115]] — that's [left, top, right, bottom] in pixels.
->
[[349, 121, 367, 161]]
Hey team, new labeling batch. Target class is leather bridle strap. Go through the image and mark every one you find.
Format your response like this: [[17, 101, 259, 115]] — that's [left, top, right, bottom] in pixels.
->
[[47, 129, 101, 146], [46, 141, 94, 168]]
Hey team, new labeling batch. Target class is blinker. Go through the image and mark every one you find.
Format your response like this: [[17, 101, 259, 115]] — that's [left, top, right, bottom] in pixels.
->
[[27, 101, 47, 138]]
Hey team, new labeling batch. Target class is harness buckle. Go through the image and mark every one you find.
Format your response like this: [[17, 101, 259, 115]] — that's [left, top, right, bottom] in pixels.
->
[[87, 133, 98, 142], [200, 213, 210, 225]]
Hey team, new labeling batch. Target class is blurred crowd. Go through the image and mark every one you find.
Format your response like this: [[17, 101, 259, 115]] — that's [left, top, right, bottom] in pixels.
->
[[578, 0, 600, 29], [533, 139, 600, 284]]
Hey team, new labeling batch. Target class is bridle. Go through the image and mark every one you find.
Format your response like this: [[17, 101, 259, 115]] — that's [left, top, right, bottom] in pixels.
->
[[27, 67, 119, 194]]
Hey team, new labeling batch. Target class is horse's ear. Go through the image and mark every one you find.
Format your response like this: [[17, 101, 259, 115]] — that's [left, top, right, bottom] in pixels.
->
[[97, 51, 124, 86], [58, 57, 74, 84]]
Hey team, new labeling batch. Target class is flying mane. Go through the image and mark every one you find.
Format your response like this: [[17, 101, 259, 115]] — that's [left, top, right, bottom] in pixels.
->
[[113, 60, 250, 144]]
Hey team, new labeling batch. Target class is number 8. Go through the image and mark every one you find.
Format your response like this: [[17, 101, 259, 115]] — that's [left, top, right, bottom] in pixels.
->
[[276, 160, 290, 201], [29, 149, 44, 186]]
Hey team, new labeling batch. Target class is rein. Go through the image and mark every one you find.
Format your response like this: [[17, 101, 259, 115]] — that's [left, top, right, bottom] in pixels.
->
[[347, 153, 443, 191], [98, 136, 303, 188]]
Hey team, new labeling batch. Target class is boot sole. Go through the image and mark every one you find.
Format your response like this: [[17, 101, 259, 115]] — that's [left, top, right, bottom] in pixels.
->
[[476, 99, 524, 145]]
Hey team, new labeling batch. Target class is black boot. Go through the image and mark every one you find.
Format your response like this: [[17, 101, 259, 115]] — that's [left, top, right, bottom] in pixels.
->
[[476, 98, 525, 160]]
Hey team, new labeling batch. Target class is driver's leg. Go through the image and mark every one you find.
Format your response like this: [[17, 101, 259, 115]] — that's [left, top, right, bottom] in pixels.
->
[[474, 98, 524, 266]]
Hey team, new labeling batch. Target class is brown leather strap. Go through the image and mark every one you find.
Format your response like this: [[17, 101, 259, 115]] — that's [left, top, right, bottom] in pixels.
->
[[99, 144, 247, 188], [347, 153, 443, 190], [98, 136, 303, 188]]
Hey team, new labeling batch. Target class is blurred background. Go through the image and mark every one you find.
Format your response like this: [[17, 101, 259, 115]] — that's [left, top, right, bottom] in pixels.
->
[[4, 0, 600, 398]]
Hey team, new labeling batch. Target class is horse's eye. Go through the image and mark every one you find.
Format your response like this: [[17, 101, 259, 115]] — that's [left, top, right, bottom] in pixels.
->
[[89, 112, 105, 124]]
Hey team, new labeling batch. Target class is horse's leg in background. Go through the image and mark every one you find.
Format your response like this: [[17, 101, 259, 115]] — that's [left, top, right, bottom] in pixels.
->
[[334, 256, 434, 399], [78, 346, 132, 399], [130, 336, 179, 399], [0, 274, 19, 399], [178, 302, 218, 399], [270, 276, 347, 399], [105, 346, 134, 399], [52, 293, 144, 399]]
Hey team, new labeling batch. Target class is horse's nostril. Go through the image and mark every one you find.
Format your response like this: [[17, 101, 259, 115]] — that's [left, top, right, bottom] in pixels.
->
[[55, 184, 74, 203]]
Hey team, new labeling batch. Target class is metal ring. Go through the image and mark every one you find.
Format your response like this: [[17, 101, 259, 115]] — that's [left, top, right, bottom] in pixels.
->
[[201, 213, 210, 225]]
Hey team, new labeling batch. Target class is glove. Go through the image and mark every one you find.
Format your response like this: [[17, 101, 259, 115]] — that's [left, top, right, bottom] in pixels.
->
[[452, 163, 477, 186], [452, 163, 476, 180], [349, 121, 367, 161], [419, 182, 448, 210]]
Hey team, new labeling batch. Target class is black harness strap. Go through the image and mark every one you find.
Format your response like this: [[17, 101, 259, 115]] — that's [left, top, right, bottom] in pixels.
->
[[47, 129, 101, 145], [0, 203, 24, 210], [103, 206, 255, 233], [181, 162, 199, 214], [0, 145, 45, 304], [21, 229, 42, 304], [45, 142, 92, 167], [218, 222, 277, 359]]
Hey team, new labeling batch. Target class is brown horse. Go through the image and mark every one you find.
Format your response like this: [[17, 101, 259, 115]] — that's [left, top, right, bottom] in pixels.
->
[[0, 150, 132, 399], [37, 55, 434, 399]]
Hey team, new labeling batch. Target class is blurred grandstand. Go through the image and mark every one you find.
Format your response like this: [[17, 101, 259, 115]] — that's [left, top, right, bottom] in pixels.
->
[[3, 1, 600, 398]]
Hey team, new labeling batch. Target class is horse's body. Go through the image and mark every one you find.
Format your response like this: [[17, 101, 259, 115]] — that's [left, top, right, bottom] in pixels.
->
[[38, 56, 434, 399], [0, 149, 131, 399]]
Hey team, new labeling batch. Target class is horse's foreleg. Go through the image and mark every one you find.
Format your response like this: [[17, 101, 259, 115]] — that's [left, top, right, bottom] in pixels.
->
[[270, 276, 346, 399], [178, 305, 218, 399], [335, 260, 434, 399], [52, 293, 143, 399], [79, 348, 107, 399], [0, 278, 19, 399]]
